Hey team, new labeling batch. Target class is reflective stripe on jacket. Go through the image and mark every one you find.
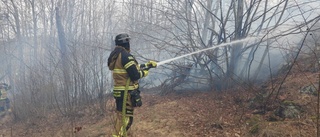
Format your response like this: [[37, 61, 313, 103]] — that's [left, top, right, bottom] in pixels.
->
[[108, 46, 142, 91], [0, 89, 7, 99]]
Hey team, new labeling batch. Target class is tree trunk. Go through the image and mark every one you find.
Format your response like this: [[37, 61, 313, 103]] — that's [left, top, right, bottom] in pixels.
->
[[55, 7, 71, 115]]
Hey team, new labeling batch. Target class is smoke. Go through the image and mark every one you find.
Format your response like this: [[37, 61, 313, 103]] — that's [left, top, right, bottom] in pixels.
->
[[141, 31, 308, 92]]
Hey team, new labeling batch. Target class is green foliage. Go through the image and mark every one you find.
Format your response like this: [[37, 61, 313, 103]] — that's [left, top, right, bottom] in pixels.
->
[[310, 115, 318, 122], [249, 123, 260, 134], [247, 115, 261, 134], [246, 115, 261, 126], [282, 100, 295, 106]]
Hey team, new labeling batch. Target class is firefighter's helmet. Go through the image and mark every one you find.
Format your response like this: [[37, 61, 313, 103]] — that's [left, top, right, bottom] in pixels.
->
[[115, 33, 130, 45]]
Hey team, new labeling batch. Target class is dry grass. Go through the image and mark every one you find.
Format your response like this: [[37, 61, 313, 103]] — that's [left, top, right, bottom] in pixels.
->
[[0, 60, 319, 136]]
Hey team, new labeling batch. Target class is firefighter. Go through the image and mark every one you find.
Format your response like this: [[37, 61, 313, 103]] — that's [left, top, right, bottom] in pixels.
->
[[0, 83, 10, 111], [108, 33, 157, 137]]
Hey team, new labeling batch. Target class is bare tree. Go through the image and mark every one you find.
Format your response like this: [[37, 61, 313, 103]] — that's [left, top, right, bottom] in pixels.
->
[[0, 0, 120, 120], [126, 0, 320, 92], [0, 0, 319, 124]]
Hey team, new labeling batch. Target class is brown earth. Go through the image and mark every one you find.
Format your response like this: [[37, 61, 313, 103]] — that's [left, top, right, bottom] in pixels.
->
[[0, 85, 316, 137], [0, 71, 319, 137]]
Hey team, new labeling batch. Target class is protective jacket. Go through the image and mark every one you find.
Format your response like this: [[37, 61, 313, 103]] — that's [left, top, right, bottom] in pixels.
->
[[0, 89, 7, 100], [108, 46, 146, 91]]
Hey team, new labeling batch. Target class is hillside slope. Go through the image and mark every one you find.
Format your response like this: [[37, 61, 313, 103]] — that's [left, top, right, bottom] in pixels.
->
[[0, 82, 316, 137], [0, 72, 318, 137]]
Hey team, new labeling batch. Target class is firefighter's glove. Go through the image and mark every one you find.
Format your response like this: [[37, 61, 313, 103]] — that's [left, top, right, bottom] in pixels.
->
[[131, 90, 142, 107], [145, 61, 157, 69], [141, 70, 149, 77]]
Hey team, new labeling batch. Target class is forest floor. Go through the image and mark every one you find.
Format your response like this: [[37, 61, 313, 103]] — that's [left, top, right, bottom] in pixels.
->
[[0, 70, 319, 136]]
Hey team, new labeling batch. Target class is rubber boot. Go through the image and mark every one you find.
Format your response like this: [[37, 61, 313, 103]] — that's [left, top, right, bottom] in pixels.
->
[[112, 111, 123, 137]]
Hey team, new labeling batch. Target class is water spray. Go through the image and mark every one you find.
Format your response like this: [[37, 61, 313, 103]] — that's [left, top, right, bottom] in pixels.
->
[[156, 36, 262, 67]]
